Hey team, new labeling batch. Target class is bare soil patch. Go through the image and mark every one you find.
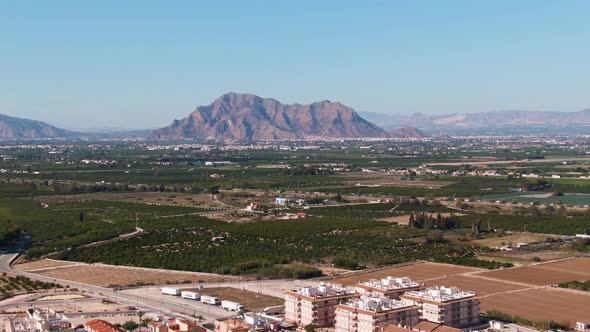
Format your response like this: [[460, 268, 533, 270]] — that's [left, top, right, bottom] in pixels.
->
[[469, 233, 558, 248], [31, 262, 237, 288], [479, 258, 590, 286], [183, 287, 283, 312], [481, 288, 590, 327], [422, 275, 527, 296], [332, 262, 482, 285], [14, 259, 77, 272]]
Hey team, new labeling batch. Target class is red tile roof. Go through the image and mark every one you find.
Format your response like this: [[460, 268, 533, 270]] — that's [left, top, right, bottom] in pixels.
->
[[85, 319, 123, 332]]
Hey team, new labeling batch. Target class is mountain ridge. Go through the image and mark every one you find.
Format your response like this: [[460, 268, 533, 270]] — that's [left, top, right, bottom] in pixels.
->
[[149, 93, 388, 141], [0, 113, 71, 139]]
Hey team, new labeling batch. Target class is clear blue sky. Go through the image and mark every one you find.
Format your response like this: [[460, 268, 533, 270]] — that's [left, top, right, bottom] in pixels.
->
[[1, 1, 589, 129]]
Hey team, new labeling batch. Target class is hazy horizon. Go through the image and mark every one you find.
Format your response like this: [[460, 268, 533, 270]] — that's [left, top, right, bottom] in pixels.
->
[[2, 1, 590, 128]]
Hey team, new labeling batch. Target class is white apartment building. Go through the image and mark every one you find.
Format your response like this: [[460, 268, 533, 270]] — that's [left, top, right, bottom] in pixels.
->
[[284, 282, 359, 327], [355, 277, 423, 299], [335, 297, 420, 332], [401, 286, 480, 327]]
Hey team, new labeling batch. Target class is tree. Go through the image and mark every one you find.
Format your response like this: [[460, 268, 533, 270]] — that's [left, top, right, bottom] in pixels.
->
[[426, 230, 445, 243], [122, 321, 139, 331], [304, 324, 315, 332], [208, 184, 220, 195]]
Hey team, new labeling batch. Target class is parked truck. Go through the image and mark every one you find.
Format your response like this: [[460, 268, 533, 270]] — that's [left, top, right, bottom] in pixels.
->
[[161, 287, 180, 296], [181, 291, 200, 300], [221, 300, 245, 312], [263, 305, 285, 315], [201, 295, 220, 305]]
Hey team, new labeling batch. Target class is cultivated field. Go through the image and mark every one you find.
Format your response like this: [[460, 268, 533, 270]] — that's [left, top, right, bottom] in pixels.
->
[[183, 287, 284, 311], [480, 258, 590, 286], [343, 176, 454, 189], [34, 192, 228, 209], [14, 259, 77, 272], [481, 288, 590, 327], [379, 213, 463, 225], [469, 233, 558, 248], [422, 275, 527, 296], [29, 262, 238, 288], [332, 262, 482, 285]]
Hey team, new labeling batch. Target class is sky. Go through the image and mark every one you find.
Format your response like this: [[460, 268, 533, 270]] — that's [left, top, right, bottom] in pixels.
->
[[1, 1, 590, 129]]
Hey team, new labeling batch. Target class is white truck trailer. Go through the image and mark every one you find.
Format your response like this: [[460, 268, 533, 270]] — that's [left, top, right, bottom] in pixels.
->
[[181, 291, 200, 300], [201, 295, 220, 305], [221, 300, 245, 312], [160, 287, 180, 296]]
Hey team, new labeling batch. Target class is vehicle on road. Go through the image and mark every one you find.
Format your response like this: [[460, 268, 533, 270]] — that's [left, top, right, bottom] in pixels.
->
[[222, 300, 244, 312], [201, 295, 220, 305], [161, 287, 180, 296], [181, 291, 200, 300]]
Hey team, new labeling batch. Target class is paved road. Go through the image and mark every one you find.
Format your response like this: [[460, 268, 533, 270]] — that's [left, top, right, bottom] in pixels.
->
[[0, 251, 228, 322]]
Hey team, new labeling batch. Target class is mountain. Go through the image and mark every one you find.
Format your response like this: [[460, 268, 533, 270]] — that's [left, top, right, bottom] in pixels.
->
[[389, 127, 428, 138], [150, 93, 388, 141], [0, 114, 71, 139], [363, 110, 590, 135]]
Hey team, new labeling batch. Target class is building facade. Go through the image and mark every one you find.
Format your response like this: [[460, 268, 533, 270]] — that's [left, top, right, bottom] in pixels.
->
[[355, 277, 423, 299], [284, 283, 359, 327], [401, 286, 480, 327], [335, 297, 420, 332]]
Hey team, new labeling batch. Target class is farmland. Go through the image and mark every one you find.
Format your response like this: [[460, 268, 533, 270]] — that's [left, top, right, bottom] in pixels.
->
[[0, 274, 61, 300], [328, 258, 590, 327], [479, 258, 590, 286], [3, 138, 590, 330], [332, 262, 482, 285], [481, 288, 590, 327], [183, 287, 284, 311], [18, 261, 238, 288]]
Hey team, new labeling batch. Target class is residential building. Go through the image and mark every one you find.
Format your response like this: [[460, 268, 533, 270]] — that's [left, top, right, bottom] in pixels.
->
[[84, 319, 123, 332], [284, 282, 359, 327], [148, 321, 169, 332], [4, 308, 73, 332], [148, 318, 204, 332], [383, 321, 460, 332], [355, 277, 423, 299], [335, 297, 420, 332], [401, 286, 480, 327], [275, 197, 289, 205], [215, 318, 250, 332], [577, 321, 590, 332]]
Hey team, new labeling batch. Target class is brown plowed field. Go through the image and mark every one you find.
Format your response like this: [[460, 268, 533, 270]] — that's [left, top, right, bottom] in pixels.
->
[[423, 275, 527, 296], [480, 258, 590, 286], [32, 263, 237, 288], [14, 259, 77, 271], [481, 288, 590, 327], [332, 262, 482, 285]]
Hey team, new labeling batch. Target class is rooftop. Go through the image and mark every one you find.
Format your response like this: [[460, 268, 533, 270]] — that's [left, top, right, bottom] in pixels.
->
[[290, 282, 356, 298], [340, 296, 414, 312], [360, 276, 422, 291], [402, 286, 475, 303]]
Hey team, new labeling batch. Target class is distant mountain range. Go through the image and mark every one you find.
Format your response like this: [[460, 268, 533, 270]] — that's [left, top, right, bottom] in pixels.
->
[[2, 95, 590, 140], [149, 93, 389, 141], [0, 114, 72, 139], [360, 110, 590, 134]]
